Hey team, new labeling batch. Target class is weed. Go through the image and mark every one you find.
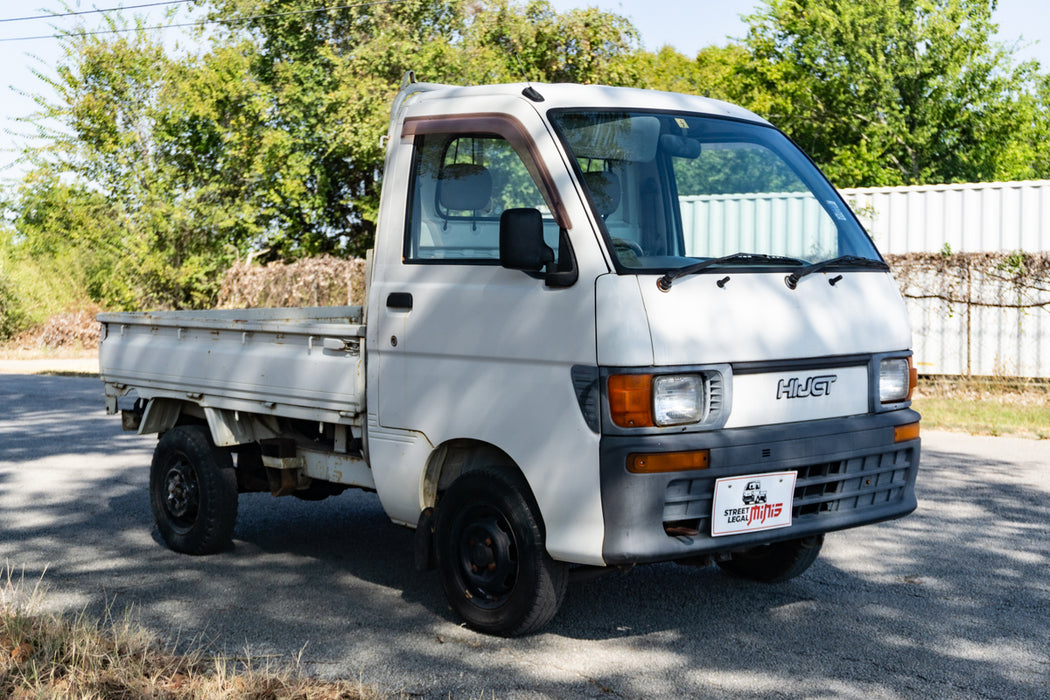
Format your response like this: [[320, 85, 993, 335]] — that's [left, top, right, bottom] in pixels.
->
[[1, 564, 382, 699], [912, 376, 1050, 439]]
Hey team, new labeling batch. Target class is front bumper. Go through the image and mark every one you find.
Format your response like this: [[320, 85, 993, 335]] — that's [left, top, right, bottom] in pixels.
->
[[600, 409, 920, 565]]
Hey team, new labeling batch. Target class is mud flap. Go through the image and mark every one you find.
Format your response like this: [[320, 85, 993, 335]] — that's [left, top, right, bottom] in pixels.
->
[[413, 507, 436, 571]]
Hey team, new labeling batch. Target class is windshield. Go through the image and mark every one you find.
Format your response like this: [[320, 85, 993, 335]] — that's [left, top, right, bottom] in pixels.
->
[[548, 110, 881, 272]]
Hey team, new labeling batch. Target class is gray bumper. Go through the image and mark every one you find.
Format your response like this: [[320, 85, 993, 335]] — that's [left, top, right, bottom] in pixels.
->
[[600, 410, 920, 565]]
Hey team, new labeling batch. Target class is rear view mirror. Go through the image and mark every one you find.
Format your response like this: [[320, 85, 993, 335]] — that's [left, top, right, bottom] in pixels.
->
[[660, 134, 701, 159], [500, 208, 554, 272]]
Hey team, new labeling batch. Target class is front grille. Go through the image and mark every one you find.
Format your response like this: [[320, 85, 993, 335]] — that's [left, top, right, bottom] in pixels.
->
[[793, 449, 914, 516], [662, 446, 918, 537]]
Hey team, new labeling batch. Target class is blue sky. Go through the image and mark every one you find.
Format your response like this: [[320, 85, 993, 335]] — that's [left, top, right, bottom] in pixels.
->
[[2, 1, 1048, 178]]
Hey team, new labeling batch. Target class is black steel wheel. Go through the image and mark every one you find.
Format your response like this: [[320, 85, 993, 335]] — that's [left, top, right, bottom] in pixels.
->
[[434, 467, 568, 636], [717, 535, 824, 583], [150, 425, 238, 555]]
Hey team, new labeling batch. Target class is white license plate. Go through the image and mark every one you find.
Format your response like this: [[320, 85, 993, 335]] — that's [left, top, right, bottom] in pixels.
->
[[711, 471, 797, 537]]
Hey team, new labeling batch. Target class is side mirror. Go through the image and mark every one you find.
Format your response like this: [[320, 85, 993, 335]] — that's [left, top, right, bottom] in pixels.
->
[[500, 208, 554, 272]]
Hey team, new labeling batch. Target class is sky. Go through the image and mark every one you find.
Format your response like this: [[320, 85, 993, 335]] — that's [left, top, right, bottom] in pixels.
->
[[2, 0, 1049, 179]]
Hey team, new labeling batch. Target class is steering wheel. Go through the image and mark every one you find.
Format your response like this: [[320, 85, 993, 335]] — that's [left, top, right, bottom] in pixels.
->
[[612, 238, 644, 257]]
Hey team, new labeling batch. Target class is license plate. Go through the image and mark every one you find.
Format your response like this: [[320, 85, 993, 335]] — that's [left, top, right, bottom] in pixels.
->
[[711, 471, 797, 537]]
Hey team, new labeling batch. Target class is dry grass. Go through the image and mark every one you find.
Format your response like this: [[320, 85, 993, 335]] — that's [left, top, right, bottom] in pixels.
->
[[912, 376, 1050, 439], [1, 309, 101, 357], [218, 256, 367, 309], [0, 566, 382, 699]]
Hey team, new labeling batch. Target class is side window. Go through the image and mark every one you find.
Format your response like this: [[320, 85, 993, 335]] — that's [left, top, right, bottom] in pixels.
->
[[404, 133, 560, 263]]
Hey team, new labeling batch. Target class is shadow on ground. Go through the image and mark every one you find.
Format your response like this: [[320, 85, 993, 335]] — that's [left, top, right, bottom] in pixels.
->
[[2, 376, 1047, 698]]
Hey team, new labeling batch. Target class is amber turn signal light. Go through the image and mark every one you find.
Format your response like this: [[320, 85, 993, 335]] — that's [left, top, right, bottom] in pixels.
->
[[609, 374, 654, 427], [627, 450, 710, 474], [894, 421, 920, 443]]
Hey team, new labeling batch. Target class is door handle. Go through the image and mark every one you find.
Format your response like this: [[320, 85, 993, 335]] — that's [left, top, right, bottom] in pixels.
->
[[387, 292, 413, 310]]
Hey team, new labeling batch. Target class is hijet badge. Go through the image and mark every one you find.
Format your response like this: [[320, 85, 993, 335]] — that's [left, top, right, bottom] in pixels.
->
[[711, 471, 797, 537]]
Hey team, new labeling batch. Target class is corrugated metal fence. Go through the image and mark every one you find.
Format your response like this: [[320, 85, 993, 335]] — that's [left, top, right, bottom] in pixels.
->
[[843, 181, 1050, 378], [843, 180, 1050, 254], [680, 180, 1050, 377], [680, 192, 838, 260]]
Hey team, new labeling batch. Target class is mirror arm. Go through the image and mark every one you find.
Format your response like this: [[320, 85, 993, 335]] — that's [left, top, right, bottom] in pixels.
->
[[544, 264, 577, 288], [544, 227, 578, 288]]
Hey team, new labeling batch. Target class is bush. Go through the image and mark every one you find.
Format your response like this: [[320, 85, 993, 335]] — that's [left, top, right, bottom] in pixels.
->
[[217, 255, 367, 309], [0, 273, 27, 340]]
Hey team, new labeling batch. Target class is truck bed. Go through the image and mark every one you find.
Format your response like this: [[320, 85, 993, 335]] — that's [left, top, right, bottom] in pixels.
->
[[99, 306, 366, 426]]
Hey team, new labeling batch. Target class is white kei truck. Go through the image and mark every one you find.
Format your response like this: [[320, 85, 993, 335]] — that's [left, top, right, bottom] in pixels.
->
[[99, 75, 921, 636]]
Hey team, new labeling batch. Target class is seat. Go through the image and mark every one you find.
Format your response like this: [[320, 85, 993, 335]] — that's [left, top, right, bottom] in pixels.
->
[[437, 163, 493, 213], [583, 170, 621, 219]]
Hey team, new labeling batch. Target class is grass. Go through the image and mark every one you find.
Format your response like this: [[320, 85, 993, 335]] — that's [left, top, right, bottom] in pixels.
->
[[0, 566, 382, 700], [912, 376, 1050, 439]]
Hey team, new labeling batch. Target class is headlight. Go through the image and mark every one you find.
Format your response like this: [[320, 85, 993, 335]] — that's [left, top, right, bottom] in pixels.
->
[[879, 358, 912, 403], [653, 374, 705, 426]]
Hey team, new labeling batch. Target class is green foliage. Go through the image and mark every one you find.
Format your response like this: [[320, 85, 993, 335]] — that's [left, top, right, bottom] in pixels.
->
[[0, 218, 88, 338], [0, 272, 24, 340], [15, 27, 246, 310], [627, 44, 748, 101], [458, 0, 640, 85], [737, 0, 1050, 187], [4, 0, 640, 313]]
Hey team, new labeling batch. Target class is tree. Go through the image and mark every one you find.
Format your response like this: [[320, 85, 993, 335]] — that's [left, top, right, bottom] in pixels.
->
[[739, 0, 1050, 187], [458, 0, 639, 85], [627, 45, 748, 101], [198, 0, 640, 257], [17, 24, 277, 310], [193, 0, 466, 257]]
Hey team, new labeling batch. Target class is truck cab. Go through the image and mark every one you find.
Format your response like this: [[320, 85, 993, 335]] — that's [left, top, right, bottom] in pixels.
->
[[365, 78, 919, 632]]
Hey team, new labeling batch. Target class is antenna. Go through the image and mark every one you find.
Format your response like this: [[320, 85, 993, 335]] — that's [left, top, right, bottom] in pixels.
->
[[512, 52, 545, 103]]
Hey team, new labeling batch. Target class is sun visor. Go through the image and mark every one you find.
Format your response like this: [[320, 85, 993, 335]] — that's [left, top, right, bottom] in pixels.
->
[[563, 115, 661, 162]]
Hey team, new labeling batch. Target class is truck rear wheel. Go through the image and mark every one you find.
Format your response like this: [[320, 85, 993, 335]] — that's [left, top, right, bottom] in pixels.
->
[[717, 535, 824, 583], [150, 425, 238, 555], [434, 468, 568, 636]]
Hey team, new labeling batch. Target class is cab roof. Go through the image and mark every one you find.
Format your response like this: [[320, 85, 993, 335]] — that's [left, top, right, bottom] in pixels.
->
[[400, 80, 770, 126]]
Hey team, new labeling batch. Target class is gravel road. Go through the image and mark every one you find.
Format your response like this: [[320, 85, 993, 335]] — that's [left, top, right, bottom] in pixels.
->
[[1, 373, 1048, 698]]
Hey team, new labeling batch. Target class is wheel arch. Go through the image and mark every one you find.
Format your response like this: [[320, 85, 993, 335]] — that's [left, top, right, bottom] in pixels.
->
[[138, 397, 267, 448], [138, 397, 195, 434], [422, 439, 540, 517]]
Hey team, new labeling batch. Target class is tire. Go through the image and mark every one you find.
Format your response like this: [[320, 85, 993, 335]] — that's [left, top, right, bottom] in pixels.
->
[[150, 425, 238, 555], [717, 535, 824, 583], [434, 467, 568, 636]]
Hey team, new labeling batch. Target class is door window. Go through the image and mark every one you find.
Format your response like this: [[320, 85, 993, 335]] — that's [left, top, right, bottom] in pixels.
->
[[404, 134, 561, 263]]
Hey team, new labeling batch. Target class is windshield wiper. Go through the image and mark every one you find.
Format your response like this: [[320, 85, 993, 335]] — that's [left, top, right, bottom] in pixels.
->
[[657, 253, 805, 291], [784, 255, 890, 289]]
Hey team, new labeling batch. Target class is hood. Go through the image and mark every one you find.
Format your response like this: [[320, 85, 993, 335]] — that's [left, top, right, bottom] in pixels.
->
[[596, 270, 911, 368]]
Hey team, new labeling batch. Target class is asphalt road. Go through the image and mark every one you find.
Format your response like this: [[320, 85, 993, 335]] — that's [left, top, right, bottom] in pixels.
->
[[1, 374, 1048, 698]]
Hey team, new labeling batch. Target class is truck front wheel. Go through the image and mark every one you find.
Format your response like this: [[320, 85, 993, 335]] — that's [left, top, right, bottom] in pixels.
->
[[434, 468, 568, 636], [717, 534, 824, 583], [150, 425, 238, 555]]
